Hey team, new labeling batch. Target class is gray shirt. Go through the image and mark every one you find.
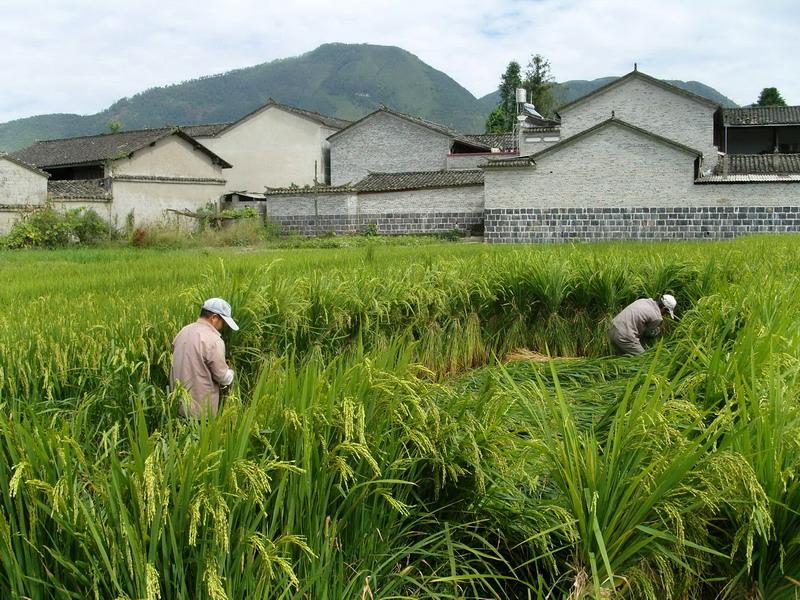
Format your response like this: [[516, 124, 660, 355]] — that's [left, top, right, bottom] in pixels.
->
[[610, 298, 663, 342], [170, 318, 234, 417]]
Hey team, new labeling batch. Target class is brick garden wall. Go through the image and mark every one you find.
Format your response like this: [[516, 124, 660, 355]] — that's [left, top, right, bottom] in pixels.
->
[[485, 206, 800, 243], [223, 185, 484, 236]]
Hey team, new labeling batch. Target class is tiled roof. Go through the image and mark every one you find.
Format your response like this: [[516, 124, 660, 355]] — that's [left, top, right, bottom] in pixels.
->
[[483, 156, 536, 169], [557, 70, 719, 113], [264, 184, 355, 196], [0, 152, 50, 177], [721, 106, 800, 126], [354, 169, 484, 193], [12, 128, 232, 169], [328, 106, 490, 151], [48, 179, 112, 200], [181, 123, 233, 137], [113, 175, 227, 184], [522, 125, 561, 134], [713, 154, 800, 175], [696, 174, 800, 183], [465, 133, 515, 150], [268, 101, 352, 130]]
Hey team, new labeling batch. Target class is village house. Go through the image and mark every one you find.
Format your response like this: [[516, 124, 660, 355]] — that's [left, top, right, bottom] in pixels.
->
[[11, 128, 231, 227], [483, 69, 800, 243], [327, 106, 511, 185], [186, 100, 351, 191], [0, 153, 49, 234]]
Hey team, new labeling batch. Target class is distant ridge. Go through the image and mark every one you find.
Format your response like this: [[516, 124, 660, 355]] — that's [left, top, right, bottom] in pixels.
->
[[1, 44, 738, 151], [478, 77, 738, 112]]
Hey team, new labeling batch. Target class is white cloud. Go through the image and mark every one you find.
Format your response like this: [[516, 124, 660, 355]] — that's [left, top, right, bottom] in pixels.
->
[[0, 0, 796, 123]]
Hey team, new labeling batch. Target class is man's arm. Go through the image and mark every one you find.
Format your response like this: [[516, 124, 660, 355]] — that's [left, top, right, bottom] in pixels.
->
[[206, 338, 234, 386], [644, 314, 664, 337]]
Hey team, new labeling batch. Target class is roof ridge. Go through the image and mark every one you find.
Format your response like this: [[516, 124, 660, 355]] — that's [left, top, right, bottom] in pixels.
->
[[557, 70, 719, 113], [34, 125, 176, 144]]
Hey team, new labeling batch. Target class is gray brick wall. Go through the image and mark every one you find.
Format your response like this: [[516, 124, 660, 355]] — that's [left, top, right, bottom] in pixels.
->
[[329, 112, 451, 186], [485, 123, 800, 210], [559, 76, 718, 160], [485, 206, 800, 243], [223, 185, 484, 236], [273, 212, 483, 236]]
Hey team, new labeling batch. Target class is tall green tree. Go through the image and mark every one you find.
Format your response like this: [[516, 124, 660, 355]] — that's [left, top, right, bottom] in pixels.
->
[[485, 55, 557, 133], [485, 61, 522, 133], [756, 87, 787, 107], [522, 54, 556, 118]]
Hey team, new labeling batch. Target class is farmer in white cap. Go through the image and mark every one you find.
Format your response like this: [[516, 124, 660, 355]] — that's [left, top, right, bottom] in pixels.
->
[[608, 294, 677, 355], [170, 298, 239, 418]]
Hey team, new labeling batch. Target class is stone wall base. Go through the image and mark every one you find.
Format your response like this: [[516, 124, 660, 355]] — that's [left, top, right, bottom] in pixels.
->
[[485, 206, 800, 243], [269, 211, 484, 236]]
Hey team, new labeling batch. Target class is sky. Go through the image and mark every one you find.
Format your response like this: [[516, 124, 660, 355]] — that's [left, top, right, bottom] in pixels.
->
[[1, 0, 797, 124]]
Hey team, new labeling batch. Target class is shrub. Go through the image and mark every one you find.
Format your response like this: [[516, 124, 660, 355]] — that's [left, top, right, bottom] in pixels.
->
[[65, 208, 113, 244], [438, 227, 464, 242], [2, 206, 111, 249]]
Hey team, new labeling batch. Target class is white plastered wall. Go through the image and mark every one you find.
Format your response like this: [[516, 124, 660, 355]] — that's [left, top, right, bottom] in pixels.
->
[[112, 136, 225, 179], [198, 107, 335, 191], [0, 158, 47, 205]]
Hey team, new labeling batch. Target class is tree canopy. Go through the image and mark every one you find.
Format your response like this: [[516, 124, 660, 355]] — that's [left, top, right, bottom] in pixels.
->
[[756, 87, 787, 107], [485, 54, 556, 133]]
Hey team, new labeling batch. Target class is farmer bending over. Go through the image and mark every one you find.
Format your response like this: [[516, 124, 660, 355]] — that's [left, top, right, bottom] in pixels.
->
[[608, 294, 676, 355], [170, 298, 239, 418]]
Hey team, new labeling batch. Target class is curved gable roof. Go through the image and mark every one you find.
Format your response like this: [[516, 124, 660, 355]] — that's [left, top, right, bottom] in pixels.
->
[[557, 70, 720, 114]]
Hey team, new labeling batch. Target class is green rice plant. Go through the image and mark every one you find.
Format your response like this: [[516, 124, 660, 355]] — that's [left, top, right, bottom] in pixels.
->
[[501, 355, 769, 599]]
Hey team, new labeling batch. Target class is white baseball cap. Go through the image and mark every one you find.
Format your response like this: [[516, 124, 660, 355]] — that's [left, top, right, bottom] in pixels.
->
[[202, 297, 239, 331], [660, 294, 677, 318]]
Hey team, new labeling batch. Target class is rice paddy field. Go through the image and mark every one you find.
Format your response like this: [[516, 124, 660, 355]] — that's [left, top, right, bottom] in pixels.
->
[[1, 236, 800, 599]]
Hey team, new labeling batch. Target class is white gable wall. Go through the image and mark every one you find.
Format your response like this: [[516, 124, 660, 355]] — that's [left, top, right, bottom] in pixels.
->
[[559, 77, 718, 161], [112, 136, 225, 179], [198, 107, 336, 191], [0, 158, 48, 234], [329, 112, 451, 186], [0, 158, 47, 206]]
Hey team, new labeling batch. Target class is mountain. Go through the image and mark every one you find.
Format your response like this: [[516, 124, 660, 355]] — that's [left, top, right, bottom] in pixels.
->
[[0, 44, 490, 152], [478, 76, 738, 113], [1, 45, 740, 152]]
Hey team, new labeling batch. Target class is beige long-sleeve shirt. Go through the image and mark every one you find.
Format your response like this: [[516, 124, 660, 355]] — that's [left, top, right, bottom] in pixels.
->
[[610, 298, 663, 342], [170, 318, 234, 417]]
